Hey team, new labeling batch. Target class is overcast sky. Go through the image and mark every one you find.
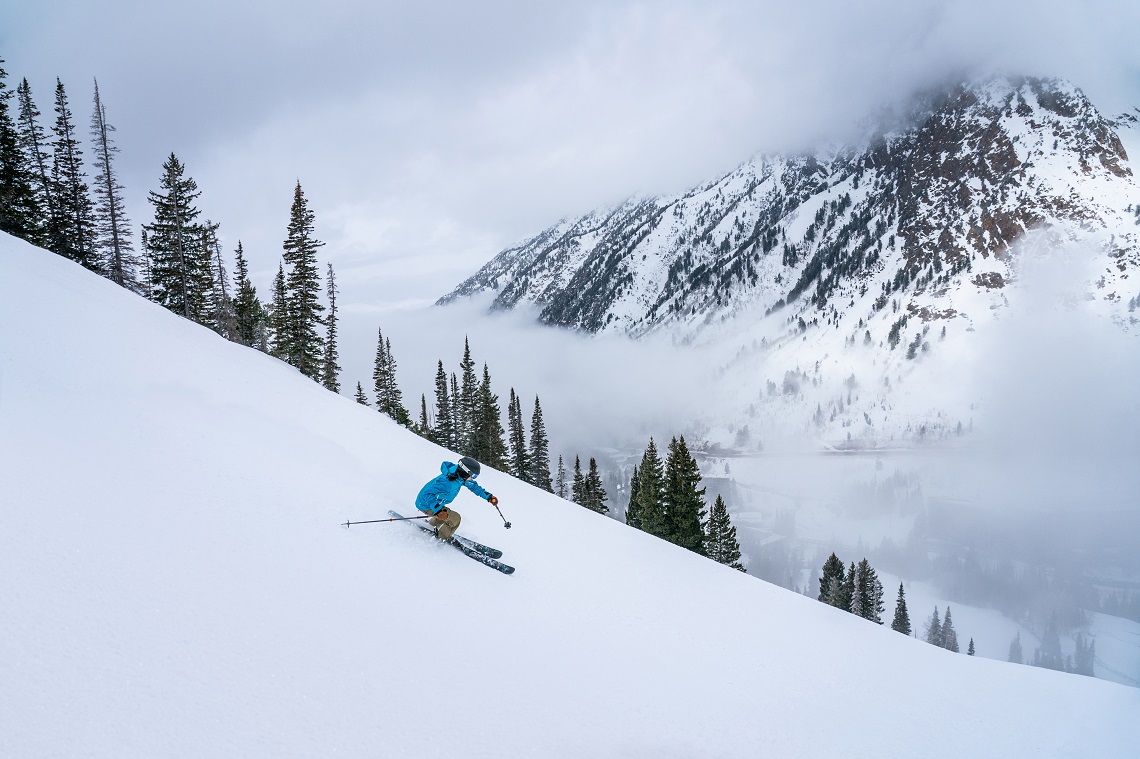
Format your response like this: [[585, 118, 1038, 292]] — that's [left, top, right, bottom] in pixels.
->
[[5, 0, 1140, 430]]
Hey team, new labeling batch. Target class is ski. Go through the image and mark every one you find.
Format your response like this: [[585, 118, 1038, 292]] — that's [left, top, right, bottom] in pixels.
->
[[387, 511, 512, 574]]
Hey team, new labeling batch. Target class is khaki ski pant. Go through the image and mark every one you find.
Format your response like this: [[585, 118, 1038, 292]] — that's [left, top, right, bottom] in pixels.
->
[[428, 508, 462, 540]]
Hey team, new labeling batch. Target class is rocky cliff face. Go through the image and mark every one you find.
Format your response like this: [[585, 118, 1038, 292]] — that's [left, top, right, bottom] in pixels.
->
[[441, 77, 1138, 341]]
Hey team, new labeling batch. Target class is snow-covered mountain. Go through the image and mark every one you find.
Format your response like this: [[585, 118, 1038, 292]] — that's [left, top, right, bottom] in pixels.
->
[[441, 76, 1140, 447], [3, 234, 1138, 757]]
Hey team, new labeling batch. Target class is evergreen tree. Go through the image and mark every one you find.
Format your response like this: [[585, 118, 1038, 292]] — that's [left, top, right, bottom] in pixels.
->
[[473, 363, 507, 468], [0, 59, 40, 242], [891, 582, 912, 634], [321, 263, 340, 392], [268, 262, 288, 358], [625, 464, 642, 528], [145, 153, 208, 320], [507, 388, 530, 481], [581, 457, 608, 514], [203, 221, 237, 338], [967, 638, 975, 656], [706, 494, 744, 571], [663, 436, 707, 555], [354, 381, 369, 406], [373, 328, 389, 409], [458, 338, 478, 456], [941, 607, 959, 652], [16, 77, 52, 245], [635, 438, 668, 539], [281, 181, 325, 379], [571, 456, 585, 505], [449, 373, 462, 449], [924, 607, 943, 647], [818, 553, 846, 607], [528, 396, 553, 492], [555, 455, 567, 499], [431, 360, 455, 449], [373, 329, 411, 425], [417, 394, 431, 438], [231, 242, 265, 348], [50, 79, 96, 270], [1008, 631, 1023, 664], [840, 562, 856, 613], [88, 79, 139, 291], [851, 558, 884, 623]]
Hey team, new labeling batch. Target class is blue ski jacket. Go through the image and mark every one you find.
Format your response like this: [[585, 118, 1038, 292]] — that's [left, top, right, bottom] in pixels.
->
[[415, 461, 490, 514]]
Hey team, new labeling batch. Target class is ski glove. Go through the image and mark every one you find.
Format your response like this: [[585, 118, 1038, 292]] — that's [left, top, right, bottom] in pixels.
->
[[489, 495, 499, 506]]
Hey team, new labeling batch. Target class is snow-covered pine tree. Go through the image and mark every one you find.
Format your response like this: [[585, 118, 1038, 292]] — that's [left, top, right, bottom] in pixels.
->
[[528, 396, 553, 492], [372, 328, 389, 408], [852, 558, 884, 623], [1008, 631, 1023, 664], [231, 242, 265, 348], [88, 79, 139, 292], [891, 583, 912, 634], [583, 457, 608, 514], [15, 77, 52, 246], [449, 373, 462, 451], [373, 330, 411, 426], [942, 607, 960, 652], [321, 263, 340, 392], [635, 438, 667, 540], [49, 79, 96, 270], [625, 464, 642, 528], [555, 455, 567, 499], [507, 388, 529, 482], [431, 361, 455, 449], [570, 456, 585, 505], [145, 153, 208, 321], [473, 363, 506, 468], [664, 435, 707, 555], [458, 338, 478, 456], [354, 381, 369, 406], [0, 59, 40, 244], [268, 262, 288, 358], [281, 181, 325, 380], [417, 394, 431, 438], [850, 561, 865, 618], [706, 494, 744, 571], [818, 553, 846, 606], [924, 607, 943, 647], [203, 221, 237, 339], [967, 638, 975, 656]]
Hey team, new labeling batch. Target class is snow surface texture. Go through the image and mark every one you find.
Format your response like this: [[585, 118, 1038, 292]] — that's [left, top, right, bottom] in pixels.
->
[[2, 234, 1137, 758]]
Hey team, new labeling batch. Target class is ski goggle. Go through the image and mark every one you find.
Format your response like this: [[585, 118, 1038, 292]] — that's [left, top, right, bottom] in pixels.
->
[[458, 464, 476, 480]]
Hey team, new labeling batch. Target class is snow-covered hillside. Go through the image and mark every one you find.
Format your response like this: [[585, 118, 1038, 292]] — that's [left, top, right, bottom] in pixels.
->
[[2, 234, 1137, 758]]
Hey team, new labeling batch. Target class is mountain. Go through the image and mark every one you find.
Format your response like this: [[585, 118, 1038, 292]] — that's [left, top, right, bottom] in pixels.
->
[[3, 234, 1138, 756], [442, 76, 1137, 337]]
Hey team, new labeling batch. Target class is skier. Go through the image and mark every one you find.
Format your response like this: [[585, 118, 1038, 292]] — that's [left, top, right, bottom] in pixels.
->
[[415, 456, 499, 540]]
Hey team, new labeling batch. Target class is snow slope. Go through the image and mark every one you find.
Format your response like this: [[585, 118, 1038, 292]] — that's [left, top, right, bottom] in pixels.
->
[[2, 233, 1137, 758]]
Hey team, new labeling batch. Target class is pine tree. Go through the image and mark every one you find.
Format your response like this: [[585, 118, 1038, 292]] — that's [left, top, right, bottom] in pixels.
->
[[706, 494, 744, 571], [458, 338, 478, 456], [354, 381, 369, 406], [924, 607, 943, 647], [891, 582, 912, 634], [16, 78, 52, 245], [431, 360, 455, 449], [851, 558, 884, 623], [664, 436, 707, 555], [1008, 631, 1023, 664], [967, 638, 975, 656], [507, 388, 529, 481], [942, 607, 960, 652], [473, 364, 507, 468], [635, 438, 668, 539], [571, 456, 585, 505], [201, 221, 236, 337], [818, 553, 846, 607], [582, 457, 608, 514], [625, 464, 642, 528], [321, 263, 340, 392], [0, 58, 40, 243], [231, 242, 265, 348], [417, 394, 431, 438], [281, 181, 325, 379], [449, 373, 462, 449], [88, 79, 139, 291], [373, 328, 389, 409], [50, 79, 96, 270], [555, 455, 567, 499], [841, 562, 856, 613], [528, 395, 553, 492], [268, 262, 288, 358], [145, 153, 207, 320], [373, 329, 411, 426]]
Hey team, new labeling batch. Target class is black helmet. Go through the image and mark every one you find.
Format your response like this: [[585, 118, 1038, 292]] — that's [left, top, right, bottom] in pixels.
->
[[457, 456, 481, 480]]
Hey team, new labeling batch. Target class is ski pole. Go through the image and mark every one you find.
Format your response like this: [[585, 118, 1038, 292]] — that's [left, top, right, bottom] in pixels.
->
[[342, 515, 433, 528], [491, 501, 512, 529]]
